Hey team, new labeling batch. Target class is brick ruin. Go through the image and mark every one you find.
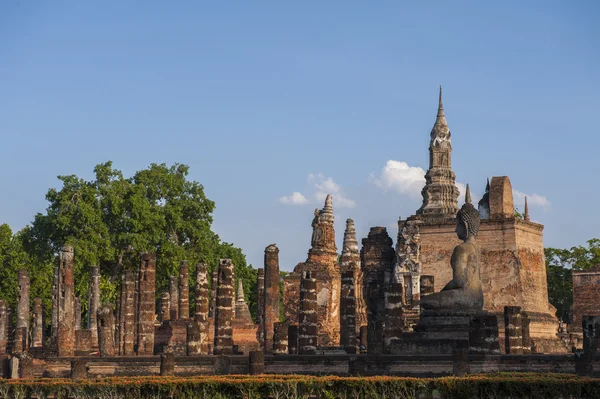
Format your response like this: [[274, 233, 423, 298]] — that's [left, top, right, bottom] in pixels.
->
[[283, 195, 341, 347], [0, 88, 597, 380], [280, 87, 568, 355]]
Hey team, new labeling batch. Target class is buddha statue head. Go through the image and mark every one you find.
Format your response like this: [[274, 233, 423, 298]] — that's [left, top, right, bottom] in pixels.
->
[[456, 184, 480, 240]]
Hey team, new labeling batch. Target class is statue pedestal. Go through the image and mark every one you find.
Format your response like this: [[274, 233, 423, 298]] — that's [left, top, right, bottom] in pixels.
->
[[389, 309, 490, 354]]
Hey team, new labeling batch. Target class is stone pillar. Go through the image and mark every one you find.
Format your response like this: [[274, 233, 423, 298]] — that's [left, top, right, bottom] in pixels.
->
[[359, 326, 368, 353], [249, 350, 264, 375], [58, 246, 75, 357], [16, 270, 30, 342], [214, 259, 234, 355], [521, 312, 532, 354], [194, 262, 210, 355], [31, 299, 44, 348], [51, 264, 59, 348], [119, 270, 136, 356], [288, 325, 298, 354], [0, 301, 8, 354], [209, 269, 218, 318], [577, 316, 600, 377], [504, 306, 523, 354], [160, 351, 175, 376], [384, 283, 403, 351], [97, 304, 116, 357], [256, 268, 265, 350], [12, 328, 26, 354], [340, 271, 357, 354], [71, 360, 87, 381], [169, 276, 179, 321], [263, 244, 280, 354], [179, 261, 190, 320], [158, 292, 170, 323], [17, 352, 33, 379], [298, 271, 317, 355], [273, 322, 288, 355], [419, 275, 435, 297], [452, 341, 470, 376], [88, 266, 100, 349], [74, 297, 82, 330], [136, 253, 156, 355], [15, 270, 30, 351]]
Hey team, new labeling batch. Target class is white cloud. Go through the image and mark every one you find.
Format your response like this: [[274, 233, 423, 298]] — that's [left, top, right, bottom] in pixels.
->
[[369, 160, 426, 198], [279, 192, 310, 205], [370, 160, 481, 204], [279, 174, 356, 208], [310, 173, 356, 208], [514, 190, 551, 209]]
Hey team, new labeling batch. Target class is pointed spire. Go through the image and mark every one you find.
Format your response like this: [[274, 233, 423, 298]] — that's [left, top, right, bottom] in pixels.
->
[[342, 218, 359, 256], [524, 197, 530, 222], [465, 184, 472, 204], [323, 194, 333, 214], [485, 178, 490, 193], [436, 85, 446, 121], [237, 279, 245, 302], [318, 194, 334, 222]]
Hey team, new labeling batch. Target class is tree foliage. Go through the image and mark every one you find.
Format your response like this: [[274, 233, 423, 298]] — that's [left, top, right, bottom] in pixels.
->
[[0, 161, 256, 323], [545, 239, 600, 321]]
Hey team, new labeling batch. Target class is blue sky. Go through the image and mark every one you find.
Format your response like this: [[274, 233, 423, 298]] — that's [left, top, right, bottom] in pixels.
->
[[1, 2, 599, 271]]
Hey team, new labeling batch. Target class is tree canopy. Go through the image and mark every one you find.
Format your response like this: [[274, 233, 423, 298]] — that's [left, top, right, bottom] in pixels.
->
[[545, 239, 600, 321], [1, 161, 257, 320]]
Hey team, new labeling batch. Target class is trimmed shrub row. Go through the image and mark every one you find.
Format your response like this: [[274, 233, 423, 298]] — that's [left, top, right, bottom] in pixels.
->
[[0, 373, 598, 399]]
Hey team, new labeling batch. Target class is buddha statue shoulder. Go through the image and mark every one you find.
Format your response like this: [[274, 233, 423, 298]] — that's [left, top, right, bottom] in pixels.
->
[[421, 184, 484, 311]]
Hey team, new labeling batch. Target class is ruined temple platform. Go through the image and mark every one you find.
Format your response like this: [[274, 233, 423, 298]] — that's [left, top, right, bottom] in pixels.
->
[[390, 309, 487, 354]]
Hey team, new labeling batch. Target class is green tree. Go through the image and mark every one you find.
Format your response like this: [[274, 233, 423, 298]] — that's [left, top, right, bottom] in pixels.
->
[[22, 161, 256, 321], [545, 239, 600, 321]]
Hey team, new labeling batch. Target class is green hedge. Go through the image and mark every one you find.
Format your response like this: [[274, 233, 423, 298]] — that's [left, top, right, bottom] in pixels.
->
[[0, 373, 598, 399]]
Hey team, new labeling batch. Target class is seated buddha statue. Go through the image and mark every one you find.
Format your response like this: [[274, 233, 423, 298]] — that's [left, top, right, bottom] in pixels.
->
[[420, 185, 484, 311]]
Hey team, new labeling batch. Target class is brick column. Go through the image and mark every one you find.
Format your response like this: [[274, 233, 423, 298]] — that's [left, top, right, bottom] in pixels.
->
[[298, 271, 317, 355], [249, 350, 264, 374], [74, 297, 82, 331], [194, 262, 210, 354], [504, 306, 523, 354], [214, 259, 234, 355], [256, 268, 265, 350], [70, 360, 87, 381], [16, 270, 30, 351], [51, 264, 59, 349], [31, 299, 44, 348], [119, 270, 136, 356], [160, 352, 175, 376], [273, 322, 288, 355], [209, 269, 218, 318], [452, 340, 470, 376], [169, 276, 179, 321], [158, 292, 170, 323], [288, 325, 298, 354], [179, 261, 190, 320], [263, 244, 280, 354], [359, 326, 368, 353], [136, 253, 156, 355], [577, 316, 600, 377], [340, 271, 357, 354], [384, 283, 403, 351], [88, 266, 100, 349], [521, 312, 532, 354], [0, 301, 8, 354], [97, 304, 116, 357], [58, 246, 75, 357]]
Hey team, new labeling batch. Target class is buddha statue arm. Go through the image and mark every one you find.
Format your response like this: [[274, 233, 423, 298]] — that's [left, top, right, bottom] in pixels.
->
[[440, 245, 468, 291]]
